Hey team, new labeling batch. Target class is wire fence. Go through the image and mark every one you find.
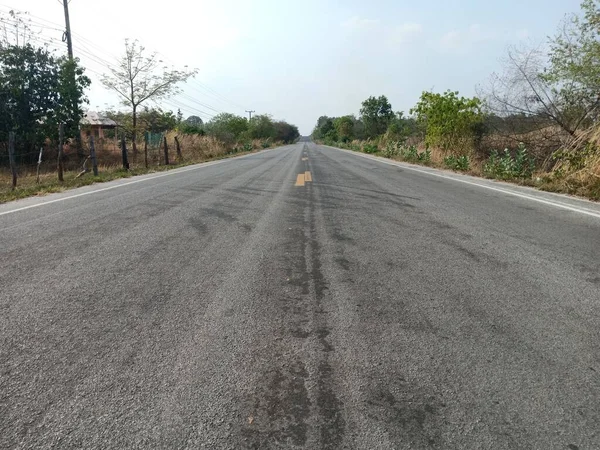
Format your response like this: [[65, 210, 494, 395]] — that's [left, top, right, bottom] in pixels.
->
[[0, 129, 274, 196]]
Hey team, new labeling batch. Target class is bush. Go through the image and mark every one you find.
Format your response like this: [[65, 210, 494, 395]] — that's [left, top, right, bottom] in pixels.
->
[[444, 154, 470, 171], [484, 143, 534, 179], [363, 143, 378, 154]]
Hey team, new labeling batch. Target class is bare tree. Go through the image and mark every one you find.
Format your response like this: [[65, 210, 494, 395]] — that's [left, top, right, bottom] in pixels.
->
[[101, 40, 196, 156], [0, 10, 37, 49]]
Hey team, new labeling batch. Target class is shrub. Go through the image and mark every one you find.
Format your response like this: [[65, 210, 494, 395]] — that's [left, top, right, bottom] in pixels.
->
[[363, 143, 378, 154], [444, 154, 470, 171], [484, 143, 534, 179]]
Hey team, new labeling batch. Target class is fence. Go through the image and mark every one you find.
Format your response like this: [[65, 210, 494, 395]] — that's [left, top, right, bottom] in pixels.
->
[[0, 127, 272, 196]]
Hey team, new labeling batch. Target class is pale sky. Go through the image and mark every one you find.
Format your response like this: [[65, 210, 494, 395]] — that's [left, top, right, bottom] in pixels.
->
[[1, 0, 583, 134]]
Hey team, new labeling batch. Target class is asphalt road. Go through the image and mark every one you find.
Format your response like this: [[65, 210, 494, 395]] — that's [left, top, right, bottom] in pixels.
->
[[1, 142, 600, 449]]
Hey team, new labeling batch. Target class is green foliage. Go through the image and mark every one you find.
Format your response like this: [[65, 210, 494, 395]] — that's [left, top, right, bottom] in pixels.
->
[[0, 44, 90, 155], [178, 122, 205, 135], [205, 113, 248, 143], [363, 143, 378, 154], [333, 116, 354, 142], [543, 0, 600, 134], [360, 95, 394, 139], [138, 107, 178, 133], [410, 90, 483, 152], [444, 154, 470, 171], [484, 144, 535, 179], [552, 142, 596, 171]]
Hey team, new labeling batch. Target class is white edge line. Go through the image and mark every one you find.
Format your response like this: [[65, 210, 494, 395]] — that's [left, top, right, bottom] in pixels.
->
[[325, 145, 600, 220], [0, 146, 288, 217]]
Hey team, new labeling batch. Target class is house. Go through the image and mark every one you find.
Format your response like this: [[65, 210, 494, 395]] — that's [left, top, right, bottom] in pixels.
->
[[80, 111, 117, 140]]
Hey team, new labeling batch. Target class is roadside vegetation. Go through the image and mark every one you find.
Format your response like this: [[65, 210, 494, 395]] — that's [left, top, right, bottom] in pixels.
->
[[312, 0, 600, 200], [0, 12, 299, 203]]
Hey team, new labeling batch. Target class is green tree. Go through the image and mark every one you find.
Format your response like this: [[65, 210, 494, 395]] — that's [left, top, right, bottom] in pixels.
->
[[101, 39, 196, 155], [205, 113, 248, 142], [312, 116, 336, 141], [247, 114, 276, 140], [0, 44, 89, 157], [138, 107, 178, 133], [360, 95, 394, 139], [333, 116, 354, 142], [410, 90, 483, 152], [273, 121, 300, 143], [543, 0, 600, 134]]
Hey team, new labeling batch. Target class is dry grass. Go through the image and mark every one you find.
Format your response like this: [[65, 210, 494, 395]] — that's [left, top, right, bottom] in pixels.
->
[[0, 135, 281, 203]]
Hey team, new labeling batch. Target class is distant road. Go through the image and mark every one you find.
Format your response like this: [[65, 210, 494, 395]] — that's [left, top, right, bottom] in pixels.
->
[[1, 142, 599, 449]]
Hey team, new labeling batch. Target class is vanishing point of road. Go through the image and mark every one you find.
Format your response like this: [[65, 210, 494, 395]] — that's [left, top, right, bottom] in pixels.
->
[[1, 141, 599, 449]]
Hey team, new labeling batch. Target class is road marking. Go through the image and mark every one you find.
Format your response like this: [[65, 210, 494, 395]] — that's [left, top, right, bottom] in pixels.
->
[[305, 171, 312, 182], [295, 174, 305, 186], [302, 157, 308, 161], [0, 146, 291, 217], [327, 146, 600, 220]]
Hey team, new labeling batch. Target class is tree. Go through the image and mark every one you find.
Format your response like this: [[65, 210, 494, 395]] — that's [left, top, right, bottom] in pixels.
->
[[138, 107, 177, 133], [411, 90, 483, 153], [273, 121, 300, 143], [312, 116, 336, 140], [360, 95, 394, 139], [101, 39, 196, 155], [334, 116, 354, 142], [0, 44, 89, 157], [247, 114, 276, 140], [543, 0, 600, 134], [204, 113, 248, 142], [184, 115, 204, 126]]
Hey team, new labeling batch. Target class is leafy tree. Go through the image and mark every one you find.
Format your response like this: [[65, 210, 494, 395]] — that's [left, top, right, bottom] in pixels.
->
[[410, 90, 483, 152], [543, 0, 600, 134], [312, 116, 336, 140], [247, 114, 276, 140], [360, 95, 394, 138], [274, 121, 300, 143], [385, 111, 417, 142], [138, 107, 177, 133], [333, 116, 354, 142], [184, 115, 204, 126], [205, 113, 248, 142], [0, 44, 89, 157], [101, 39, 196, 155]]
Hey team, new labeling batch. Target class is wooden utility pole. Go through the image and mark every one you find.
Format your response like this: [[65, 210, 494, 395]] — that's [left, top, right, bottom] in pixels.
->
[[8, 132, 17, 190], [58, 124, 64, 182], [89, 135, 98, 176], [163, 136, 169, 165], [36, 147, 43, 183], [121, 135, 129, 170], [144, 132, 149, 169], [62, 0, 74, 59], [174, 136, 182, 162]]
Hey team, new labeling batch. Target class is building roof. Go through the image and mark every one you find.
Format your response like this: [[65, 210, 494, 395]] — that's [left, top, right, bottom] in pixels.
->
[[81, 111, 117, 127]]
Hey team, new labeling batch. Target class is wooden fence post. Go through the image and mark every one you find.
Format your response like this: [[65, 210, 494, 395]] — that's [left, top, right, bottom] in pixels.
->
[[89, 135, 98, 176], [8, 131, 17, 190], [174, 136, 183, 162], [58, 123, 64, 182], [144, 132, 149, 169], [36, 147, 43, 183], [163, 136, 169, 165], [121, 135, 130, 170]]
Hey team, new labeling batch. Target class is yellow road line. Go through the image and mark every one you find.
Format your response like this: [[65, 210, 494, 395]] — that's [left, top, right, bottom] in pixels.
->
[[302, 157, 308, 161], [304, 171, 312, 182], [295, 174, 305, 186]]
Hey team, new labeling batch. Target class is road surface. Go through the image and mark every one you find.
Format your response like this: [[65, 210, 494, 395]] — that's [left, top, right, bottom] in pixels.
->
[[1, 142, 599, 449]]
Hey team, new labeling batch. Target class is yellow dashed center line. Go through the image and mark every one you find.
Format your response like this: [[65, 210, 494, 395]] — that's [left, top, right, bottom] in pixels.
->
[[304, 171, 312, 182], [295, 174, 305, 186], [302, 157, 308, 161]]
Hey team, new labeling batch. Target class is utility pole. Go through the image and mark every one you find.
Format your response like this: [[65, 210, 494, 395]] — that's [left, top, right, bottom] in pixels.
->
[[246, 110, 255, 121], [61, 0, 84, 156], [62, 0, 73, 59]]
